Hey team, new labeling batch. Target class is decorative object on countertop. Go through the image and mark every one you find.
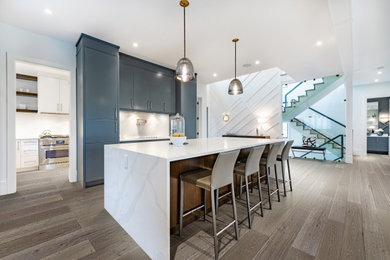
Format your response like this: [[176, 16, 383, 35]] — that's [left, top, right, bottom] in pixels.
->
[[176, 0, 195, 82], [228, 38, 243, 95], [136, 118, 147, 125], [170, 113, 187, 146]]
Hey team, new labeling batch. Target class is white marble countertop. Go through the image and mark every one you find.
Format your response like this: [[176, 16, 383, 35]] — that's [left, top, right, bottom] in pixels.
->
[[367, 135, 389, 138], [108, 137, 285, 162]]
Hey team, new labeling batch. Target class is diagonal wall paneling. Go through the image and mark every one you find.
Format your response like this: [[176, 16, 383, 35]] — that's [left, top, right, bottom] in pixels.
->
[[208, 68, 282, 138]]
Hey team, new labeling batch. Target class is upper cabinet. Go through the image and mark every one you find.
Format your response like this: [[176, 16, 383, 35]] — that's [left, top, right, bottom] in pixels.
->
[[38, 76, 69, 114], [119, 53, 175, 114]]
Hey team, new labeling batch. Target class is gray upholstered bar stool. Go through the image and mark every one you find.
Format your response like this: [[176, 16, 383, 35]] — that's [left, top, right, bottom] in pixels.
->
[[277, 140, 294, 196], [179, 150, 240, 260], [260, 142, 284, 210], [234, 145, 266, 229]]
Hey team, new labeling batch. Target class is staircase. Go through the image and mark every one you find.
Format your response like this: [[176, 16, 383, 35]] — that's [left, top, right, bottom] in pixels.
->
[[283, 75, 343, 122], [291, 118, 344, 161]]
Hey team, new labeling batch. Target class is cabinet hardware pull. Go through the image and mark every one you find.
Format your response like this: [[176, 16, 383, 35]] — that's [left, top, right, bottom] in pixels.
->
[[57, 103, 59, 112], [115, 121, 118, 134], [115, 108, 118, 120], [60, 103, 63, 112], [164, 103, 166, 112], [150, 101, 152, 110], [131, 98, 134, 108]]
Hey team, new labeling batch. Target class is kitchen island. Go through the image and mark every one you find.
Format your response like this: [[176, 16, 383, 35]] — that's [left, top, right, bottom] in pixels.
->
[[104, 137, 284, 259]]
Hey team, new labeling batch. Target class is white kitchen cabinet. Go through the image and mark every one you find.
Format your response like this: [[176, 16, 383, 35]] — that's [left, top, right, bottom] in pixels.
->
[[38, 76, 69, 114], [16, 139, 39, 172]]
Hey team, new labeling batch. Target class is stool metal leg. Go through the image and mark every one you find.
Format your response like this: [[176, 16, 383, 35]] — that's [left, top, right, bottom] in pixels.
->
[[287, 159, 292, 191], [179, 178, 184, 237], [266, 166, 272, 210], [245, 175, 252, 229], [239, 176, 243, 199], [211, 188, 219, 260], [215, 189, 219, 215], [274, 164, 281, 202], [257, 171, 264, 217], [230, 183, 239, 240], [281, 160, 287, 197], [203, 188, 207, 220]]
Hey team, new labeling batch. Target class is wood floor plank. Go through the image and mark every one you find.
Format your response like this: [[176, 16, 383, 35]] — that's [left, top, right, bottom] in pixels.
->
[[41, 240, 95, 260], [315, 219, 344, 260]]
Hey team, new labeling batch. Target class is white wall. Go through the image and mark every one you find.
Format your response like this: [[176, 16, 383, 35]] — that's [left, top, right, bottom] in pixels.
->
[[312, 84, 346, 124], [0, 22, 76, 195], [353, 82, 390, 156], [207, 68, 282, 138], [119, 111, 169, 140]]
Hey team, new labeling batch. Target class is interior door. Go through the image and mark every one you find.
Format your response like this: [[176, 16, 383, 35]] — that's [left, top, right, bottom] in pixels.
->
[[38, 76, 60, 113]]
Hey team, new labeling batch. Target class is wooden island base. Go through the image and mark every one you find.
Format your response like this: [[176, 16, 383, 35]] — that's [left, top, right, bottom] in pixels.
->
[[169, 147, 268, 233]]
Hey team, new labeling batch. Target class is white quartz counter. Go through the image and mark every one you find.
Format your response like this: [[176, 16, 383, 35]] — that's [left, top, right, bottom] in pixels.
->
[[108, 137, 284, 161], [104, 137, 285, 259]]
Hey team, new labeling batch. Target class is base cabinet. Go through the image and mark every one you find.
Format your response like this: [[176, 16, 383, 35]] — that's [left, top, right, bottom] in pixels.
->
[[16, 139, 39, 172], [367, 137, 389, 154]]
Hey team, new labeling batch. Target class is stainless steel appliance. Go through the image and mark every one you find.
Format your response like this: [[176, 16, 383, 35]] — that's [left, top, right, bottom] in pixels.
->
[[39, 134, 69, 170]]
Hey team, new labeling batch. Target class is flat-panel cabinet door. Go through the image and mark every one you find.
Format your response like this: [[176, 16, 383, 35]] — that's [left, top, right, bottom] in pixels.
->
[[149, 75, 164, 112], [161, 76, 175, 113], [119, 61, 134, 110], [38, 76, 60, 113], [133, 67, 151, 111], [84, 48, 118, 120], [59, 80, 70, 114], [84, 143, 105, 184]]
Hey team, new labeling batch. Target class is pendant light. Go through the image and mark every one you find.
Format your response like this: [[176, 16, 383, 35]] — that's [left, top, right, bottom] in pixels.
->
[[176, 0, 195, 82], [228, 38, 243, 95]]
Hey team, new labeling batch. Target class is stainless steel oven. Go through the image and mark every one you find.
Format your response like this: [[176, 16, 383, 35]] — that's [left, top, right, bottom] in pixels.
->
[[39, 135, 69, 170]]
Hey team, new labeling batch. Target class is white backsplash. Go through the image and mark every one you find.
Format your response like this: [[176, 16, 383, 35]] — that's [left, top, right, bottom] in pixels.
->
[[120, 111, 169, 141], [16, 112, 70, 139]]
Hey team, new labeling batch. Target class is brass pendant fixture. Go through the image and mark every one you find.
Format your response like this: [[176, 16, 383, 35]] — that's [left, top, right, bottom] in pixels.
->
[[176, 0, 195, 82], [228, 38, 243, 95]]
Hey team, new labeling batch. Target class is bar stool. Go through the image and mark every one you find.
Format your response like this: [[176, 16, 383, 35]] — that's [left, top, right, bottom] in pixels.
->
[[277, 140, 294, 196], [179, 150, 240, 260], [234, 145, 265, 229], [260, 142, 284, 210]]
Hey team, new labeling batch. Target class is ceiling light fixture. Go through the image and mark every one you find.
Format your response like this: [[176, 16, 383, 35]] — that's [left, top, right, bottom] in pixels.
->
[[213, 73, 217, 77], [377, 70, 382, 75], [255, 60, 260, 65], [316, 41, 323, 46], [176, 0, 195, 82], [44, 8, 52, 15], [374, 79, 379, 82], [228, 38, 243, 95], [132, 42, 138, 48]]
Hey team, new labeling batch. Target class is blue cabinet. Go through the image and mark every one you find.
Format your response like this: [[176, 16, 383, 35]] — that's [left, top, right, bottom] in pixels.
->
[[367, 137, 389, 154], [76, 34, 119, 187], [119, 54, 175, 114], [176, 77, 197, 139]]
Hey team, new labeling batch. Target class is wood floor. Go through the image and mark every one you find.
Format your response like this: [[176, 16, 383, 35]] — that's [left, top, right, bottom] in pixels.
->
[[0, 154, 389, 260]]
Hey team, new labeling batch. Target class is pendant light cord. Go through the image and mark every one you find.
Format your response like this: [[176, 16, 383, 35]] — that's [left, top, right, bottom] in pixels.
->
[[234, 41, 237, 79], [183, 7, 186, 58]]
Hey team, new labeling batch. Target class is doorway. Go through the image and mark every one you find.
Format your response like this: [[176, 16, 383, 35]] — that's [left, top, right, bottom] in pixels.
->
[[6, 55, 77, 195]]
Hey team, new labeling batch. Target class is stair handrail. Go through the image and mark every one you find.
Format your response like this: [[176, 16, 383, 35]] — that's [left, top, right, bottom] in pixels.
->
[[292, 118, 343, 147], [308, 107, 346, 128], [283, 81, 303, 108]]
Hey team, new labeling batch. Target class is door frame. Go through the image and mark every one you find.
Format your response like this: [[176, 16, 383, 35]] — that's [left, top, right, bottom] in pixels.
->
[[5, 53, 77, 194]]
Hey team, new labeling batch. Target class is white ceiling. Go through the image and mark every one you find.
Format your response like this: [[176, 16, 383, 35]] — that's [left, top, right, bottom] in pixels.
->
[[1, 0, 344, 83], [351, 0, 390, 86]]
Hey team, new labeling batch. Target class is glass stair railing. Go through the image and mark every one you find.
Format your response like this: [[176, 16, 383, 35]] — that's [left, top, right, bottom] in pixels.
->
[[282, 75, 341, 116], [291, 108, 345, 161]]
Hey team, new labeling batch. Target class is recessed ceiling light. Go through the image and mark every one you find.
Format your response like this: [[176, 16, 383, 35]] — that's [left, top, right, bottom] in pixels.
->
[[316, 41, 323, 46], [213, 73, 217, 77], [132, 42, 138, 48], [374, 79, 379, 82], [255, 60, 260, 65], [44, 8, 52, 15], [377, 70, 383, 75], [156, 72, 162, 77]]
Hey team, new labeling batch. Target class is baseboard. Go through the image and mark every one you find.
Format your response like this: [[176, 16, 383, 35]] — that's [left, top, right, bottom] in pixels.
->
[[85, 179, 104, 188]]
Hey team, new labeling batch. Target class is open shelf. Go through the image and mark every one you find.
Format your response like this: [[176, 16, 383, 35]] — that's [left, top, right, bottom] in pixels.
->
[[16, 73, 37, 81], [16, 91, 38, 97], [16, 109, 38, 113]]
